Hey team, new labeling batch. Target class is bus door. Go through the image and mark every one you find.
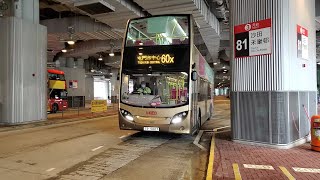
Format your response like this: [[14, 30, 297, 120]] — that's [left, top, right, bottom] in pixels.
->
[[191, 73, 198, 130], [204, 81, 208, 120]]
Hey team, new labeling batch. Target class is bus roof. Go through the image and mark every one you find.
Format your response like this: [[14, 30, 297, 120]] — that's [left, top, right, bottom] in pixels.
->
[[47, 69, 65, 75]]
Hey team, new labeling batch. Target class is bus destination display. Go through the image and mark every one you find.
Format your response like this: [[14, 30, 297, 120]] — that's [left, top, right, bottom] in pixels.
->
[[137, 54, 175, 65]]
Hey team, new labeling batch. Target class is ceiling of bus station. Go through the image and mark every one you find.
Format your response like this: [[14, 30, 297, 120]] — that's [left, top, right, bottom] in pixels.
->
[[40, 0, 320, 87]]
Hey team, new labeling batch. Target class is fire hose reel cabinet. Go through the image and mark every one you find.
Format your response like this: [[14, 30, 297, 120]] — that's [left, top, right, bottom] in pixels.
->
[[311, 116, 320, 152]]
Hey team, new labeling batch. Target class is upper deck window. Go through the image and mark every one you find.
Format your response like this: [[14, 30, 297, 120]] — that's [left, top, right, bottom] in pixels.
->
[[48, 73, 65, 81], [125, 16, 189, 46]]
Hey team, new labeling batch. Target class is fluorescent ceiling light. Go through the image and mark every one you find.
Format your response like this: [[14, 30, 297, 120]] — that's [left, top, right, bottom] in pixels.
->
[[138, 52, 143, 55], [173, 18, 187, 37], [128, 35, 134, 40], [161, 33, 172, 43], [213, 62, 218, 65], [98, 57, 103, 61], [109, 52, 115, 56], [61, 49, 67, 53]]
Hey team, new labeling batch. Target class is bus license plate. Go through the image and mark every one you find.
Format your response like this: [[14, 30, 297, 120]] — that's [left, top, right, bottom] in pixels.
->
[[143, 127, 159, 131]]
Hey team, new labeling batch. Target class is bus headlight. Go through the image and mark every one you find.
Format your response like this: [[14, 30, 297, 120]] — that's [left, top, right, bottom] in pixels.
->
[[171, 111, 188, 124], [125, 115, 134, 121], [120, 109, 134, 121]]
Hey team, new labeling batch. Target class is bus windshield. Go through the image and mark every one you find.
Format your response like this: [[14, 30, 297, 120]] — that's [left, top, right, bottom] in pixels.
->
[[126, 15, 189, 46], [121, 72, 189, 107]]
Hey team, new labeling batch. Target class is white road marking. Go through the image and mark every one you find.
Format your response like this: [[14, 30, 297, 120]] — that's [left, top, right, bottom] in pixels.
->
[[193, 130, 206, 150], [293, 167, 320, 173], [46, 168, 55, 172], [213, 126, 230, 132], [119, 135, 127, 139], [91, 146, 104, 151], [243, 164, 274, 170], [120, 133, 133, 139], [59, 136, 169, 178]]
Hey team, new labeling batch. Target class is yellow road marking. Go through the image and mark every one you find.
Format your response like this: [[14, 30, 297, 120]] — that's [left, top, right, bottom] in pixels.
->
[[293, 167, 320, 173], [243, 164, 274, 170], [233, 163, 242, 180], [206, 133, 215, 180], [279, 166, 295, 180]]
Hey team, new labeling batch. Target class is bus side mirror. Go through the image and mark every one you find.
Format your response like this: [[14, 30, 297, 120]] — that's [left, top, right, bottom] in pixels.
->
[[191, 71, 197, 81]]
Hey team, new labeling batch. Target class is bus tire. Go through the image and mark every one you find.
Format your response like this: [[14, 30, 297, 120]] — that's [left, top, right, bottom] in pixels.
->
[[52, 103, 58, 113], [196, 110, 201, 133], [192, 110, 201, 136], [208, 104, 213, 120]]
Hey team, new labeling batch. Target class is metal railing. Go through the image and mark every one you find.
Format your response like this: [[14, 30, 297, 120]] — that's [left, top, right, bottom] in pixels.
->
[[48, 97, 117, 120]]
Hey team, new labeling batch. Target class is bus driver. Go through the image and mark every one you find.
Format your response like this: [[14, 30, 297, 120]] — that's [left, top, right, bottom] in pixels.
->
[[137, 81, 151, 94]]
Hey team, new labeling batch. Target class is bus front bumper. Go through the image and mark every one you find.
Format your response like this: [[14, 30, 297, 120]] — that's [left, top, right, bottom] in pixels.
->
[[118, 112, 191, 134]]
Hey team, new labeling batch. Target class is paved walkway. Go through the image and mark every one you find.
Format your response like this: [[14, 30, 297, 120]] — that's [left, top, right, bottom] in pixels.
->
[[213, 132, 320, 179], [209, 100, 320, 180]]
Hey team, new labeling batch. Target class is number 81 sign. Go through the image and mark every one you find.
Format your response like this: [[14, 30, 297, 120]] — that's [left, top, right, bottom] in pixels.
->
[[234, 19, 272, 58]]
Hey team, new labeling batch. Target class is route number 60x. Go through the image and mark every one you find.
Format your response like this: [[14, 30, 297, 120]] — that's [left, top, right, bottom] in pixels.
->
[[236, 39, 248, 51]]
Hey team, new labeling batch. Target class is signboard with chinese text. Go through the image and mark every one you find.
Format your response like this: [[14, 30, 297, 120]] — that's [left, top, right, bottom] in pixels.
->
[[136, 54, 174, 65], [234, 18, 272, 58], [69, 80, 78, 89], [297, 25, 308, 60], [91, 100, 107, 113]]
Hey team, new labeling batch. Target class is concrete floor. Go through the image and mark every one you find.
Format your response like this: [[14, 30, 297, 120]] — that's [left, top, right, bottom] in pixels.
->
[[0, 103, 230, 180]]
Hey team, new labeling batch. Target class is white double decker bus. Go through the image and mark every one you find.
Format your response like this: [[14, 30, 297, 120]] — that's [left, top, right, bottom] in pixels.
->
[[119, 14, 214, 134]]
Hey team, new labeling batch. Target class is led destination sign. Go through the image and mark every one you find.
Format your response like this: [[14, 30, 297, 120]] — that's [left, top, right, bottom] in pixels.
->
[[137, 54, 175, 65]]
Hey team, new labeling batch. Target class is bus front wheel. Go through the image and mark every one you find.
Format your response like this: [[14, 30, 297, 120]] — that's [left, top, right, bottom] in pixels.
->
[[198, 111, 201, 130], [52, 103, 58, 113]]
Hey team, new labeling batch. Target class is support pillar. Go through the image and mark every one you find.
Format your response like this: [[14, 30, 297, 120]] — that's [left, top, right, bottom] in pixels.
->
[[57, 57, 66, 67], [77, 58, 84, 69], [66, 57, 75, 68], [110, 69, 119, 103], [231, 0, 316, 147], [0, 1, 47, 124]]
